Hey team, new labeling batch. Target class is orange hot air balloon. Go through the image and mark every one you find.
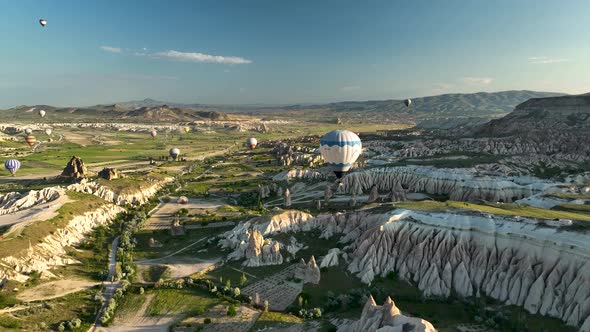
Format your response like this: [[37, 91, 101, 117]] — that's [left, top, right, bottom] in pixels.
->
[[25, 135, 37, 147]]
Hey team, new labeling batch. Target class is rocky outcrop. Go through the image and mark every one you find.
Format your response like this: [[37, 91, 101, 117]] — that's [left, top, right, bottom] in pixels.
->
[[337, 295, 437, 332], [320, 248, 341, 268], [0, 187, 63, 215], [272, 168, 326, 181], [61, 156, 88, 178], [67, 178, 172, 205], [227, 229, 283, 267], [293, 256, 320, 284], [347, 210, 590, 330], [273, 142, 323, 167], [342, 166, 553, 202], [0, 204, 124, 282], [97, 167, 119, 180]]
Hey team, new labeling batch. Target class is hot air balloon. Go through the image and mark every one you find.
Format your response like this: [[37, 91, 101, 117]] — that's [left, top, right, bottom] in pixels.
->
[[39, 19, 47, 27], [169, 148, 180, 160], [25, 135, 37, 148], [183, 127, 190, 134], [39, 110, 46, 118], [45, 128, 52, 136], [150, 130, 157, 138], [246, 137, 257, 150], [319, 130, 362, 178], [404, 99, 412, 107], [4, 159, 21, 176], [177, 196, 189, 204], [24, 128, 33, 135]]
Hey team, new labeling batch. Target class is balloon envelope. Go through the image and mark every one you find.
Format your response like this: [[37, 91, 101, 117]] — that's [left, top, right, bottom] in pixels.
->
[[24, 128, 33, 135], [45, 129, 52, 136], [4, 159, 21, 175], [404, 99, 412, 107], [183, 127, 190, 134], [39, 110, 46, 118], [39, 19, 46, 27], [169, 148, 180, 159], [246, 137, 257, 149], [151, 130, 157, 138], [25, 135, 37, 147], [319, 130, 362, 178]]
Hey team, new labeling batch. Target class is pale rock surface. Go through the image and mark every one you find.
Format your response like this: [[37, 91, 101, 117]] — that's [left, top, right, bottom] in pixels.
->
[[342, 166, 553, 202], [293, 256, 320, 284], [337, 295, 436, 332], [228, 229, 283, 267], [0, 187, 64, 215], [320, 248, 341, 268], [0, 204, 124, 281]]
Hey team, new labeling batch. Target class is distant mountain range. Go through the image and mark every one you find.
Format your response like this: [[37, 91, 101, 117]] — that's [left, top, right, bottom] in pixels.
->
[[0, 90, 565, 122]]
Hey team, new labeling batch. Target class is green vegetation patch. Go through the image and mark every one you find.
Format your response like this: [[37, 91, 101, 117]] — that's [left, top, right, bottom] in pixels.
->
[[146, 287, 219, 316], [249, 311, 303, 331]]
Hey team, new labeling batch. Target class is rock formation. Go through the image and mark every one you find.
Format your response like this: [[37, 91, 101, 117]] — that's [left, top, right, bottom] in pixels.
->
[[67, 177, 172, 205], [347, 210, 590, 330], [284, 189, 292, 207], [342, 166, 553, 202], [0, 204, 124, 282], [293, 256, 320, 284], [97, 167, 119, 181], [367, 185, 379, 203], [0, 187, 63, 215], [320, 248, 341, 268], [61, 156, 88, 179], [228, 229, 283, 267], [336, 295, 436, 332]]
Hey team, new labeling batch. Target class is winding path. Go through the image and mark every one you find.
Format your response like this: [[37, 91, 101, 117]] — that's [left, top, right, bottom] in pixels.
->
[[89, 236, 121, 332]]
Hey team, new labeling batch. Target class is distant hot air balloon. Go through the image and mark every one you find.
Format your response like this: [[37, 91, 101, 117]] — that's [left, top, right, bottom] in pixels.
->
[[39, 19, 47, 27], [184, 126, 190, 134], [24, 128, 33, 135], [150, 130, 157, 138], [177, 196, 189, 204], [39, 110, 46, 118], [4, 159, 21, 176], [45, 128, 52, 136], [246, 137, 257, 150], [319, 130, 362, 178], [25, 135, 37, 147], [404, 99, 412, 107], [169, 148, 180, 160]]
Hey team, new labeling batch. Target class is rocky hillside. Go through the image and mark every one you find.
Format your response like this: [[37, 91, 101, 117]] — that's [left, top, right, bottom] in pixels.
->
[[476, 93, 590, 135]]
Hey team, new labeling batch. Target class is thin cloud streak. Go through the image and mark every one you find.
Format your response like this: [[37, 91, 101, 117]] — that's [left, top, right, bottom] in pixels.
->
[[528, 56, 570, 64], [100, 46, 122, 53], [462, 77, 494, 84], [152, 50, 252, 64]]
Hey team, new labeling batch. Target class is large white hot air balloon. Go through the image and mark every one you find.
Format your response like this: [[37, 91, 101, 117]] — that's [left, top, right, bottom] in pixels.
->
[[246, 137, 257, 150], [169, 148, 180, 160], [39, 19, 47, 27], [39, 110, 46, 118], [24, 128, 33, 135], [45, 128, 53, 136], [404, 99, 412, 107], [150, 130, 157, 138], [319, 130, 362, 178]]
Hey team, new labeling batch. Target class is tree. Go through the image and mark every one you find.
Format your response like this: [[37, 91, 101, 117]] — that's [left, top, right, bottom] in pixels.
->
[[264, 300, 269, 312], [240, 273, 248, 286], [233, 287, 241, 298], [298, 295, 304, 308], [227, 304, 237, 317], [57, 323, 65, 332], [139, 287, 145, 295]]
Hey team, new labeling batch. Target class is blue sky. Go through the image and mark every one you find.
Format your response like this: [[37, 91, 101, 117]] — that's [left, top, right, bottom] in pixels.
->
[[1, 0, 589, 107]]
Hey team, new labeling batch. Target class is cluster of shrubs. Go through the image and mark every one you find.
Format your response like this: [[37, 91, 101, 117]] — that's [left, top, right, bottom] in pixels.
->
[[56, 318, 81, 331], [297, 308, 322, 319], [100, 280, 131, 325]]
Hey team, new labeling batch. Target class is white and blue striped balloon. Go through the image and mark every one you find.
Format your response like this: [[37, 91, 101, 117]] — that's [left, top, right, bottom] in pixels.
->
[[319, 130, 362, 178], [4, 159, 21, 175]]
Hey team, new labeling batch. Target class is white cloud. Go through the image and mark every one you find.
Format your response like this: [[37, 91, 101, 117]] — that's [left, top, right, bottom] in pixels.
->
[[152, 50, 252, 65], [528, 56, 570, 64], [341, 86, 361, 92], [462, 77, 494, 84], [100, 46, 122, 53]]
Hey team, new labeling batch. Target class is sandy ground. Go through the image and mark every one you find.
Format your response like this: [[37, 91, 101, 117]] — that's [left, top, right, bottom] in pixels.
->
[[107, 294, 183, 332], [0, 195, 71, 236], [16, 279, 99, 302], [145, 197, 225, 230], [135, 256, 220, 281]]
